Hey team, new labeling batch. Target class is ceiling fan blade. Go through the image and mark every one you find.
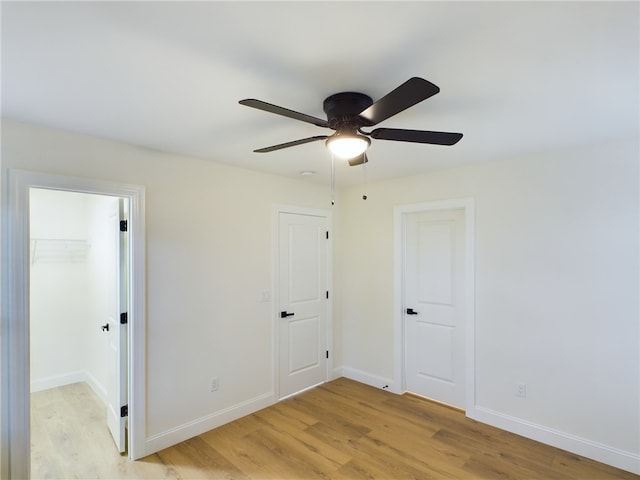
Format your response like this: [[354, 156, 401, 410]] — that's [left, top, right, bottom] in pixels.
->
[[253, 135, 328, 153], [358, 77, 440, 126], [370, 128, 463, 146], [348, 153, 368, 167], [240, 99, 329, 128]]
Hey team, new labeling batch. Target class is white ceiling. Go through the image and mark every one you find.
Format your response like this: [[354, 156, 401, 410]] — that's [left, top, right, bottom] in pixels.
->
[[2, 1, 638, 186]]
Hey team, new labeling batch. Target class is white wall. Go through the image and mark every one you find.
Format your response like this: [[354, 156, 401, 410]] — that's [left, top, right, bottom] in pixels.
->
[[3, 119, 638, 472], [30, 189, 92, 389], [1, 119, 333, 452], [29, 189, 116, 401], [336, 139, 639, 471]]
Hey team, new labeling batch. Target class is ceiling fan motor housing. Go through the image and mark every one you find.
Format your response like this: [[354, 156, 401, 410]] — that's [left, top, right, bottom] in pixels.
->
[[323, 92, 373, 130]]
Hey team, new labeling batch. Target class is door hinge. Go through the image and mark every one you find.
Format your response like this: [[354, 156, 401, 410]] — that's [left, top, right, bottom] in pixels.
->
[[326, 350, 329, 359], [120, 312, 128, 324], [120, 220, 128, 232], [326, 291, 329, 299], [120, 405, 128, 417], [326, 231, 329, 239]]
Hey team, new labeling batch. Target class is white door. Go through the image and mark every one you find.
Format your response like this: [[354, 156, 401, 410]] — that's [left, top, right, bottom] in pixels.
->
[[404, 208, 466, 408], [105, 198, 128, 452], [278, 212, 328, 399]]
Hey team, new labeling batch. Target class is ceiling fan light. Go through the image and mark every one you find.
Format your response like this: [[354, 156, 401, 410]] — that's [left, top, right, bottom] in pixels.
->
[[326, 133, 370, 159]]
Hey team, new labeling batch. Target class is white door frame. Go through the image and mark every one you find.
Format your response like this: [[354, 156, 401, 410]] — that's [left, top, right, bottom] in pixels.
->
[[272, 205, 333, 400], [1, 169, 146, 479], [393, 198, 475, 409]]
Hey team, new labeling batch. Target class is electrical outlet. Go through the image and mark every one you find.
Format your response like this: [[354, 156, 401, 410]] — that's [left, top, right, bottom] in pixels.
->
[[211, 377, 218, 392], [260, 290, 271, 302], [516, 382, 526, 397]]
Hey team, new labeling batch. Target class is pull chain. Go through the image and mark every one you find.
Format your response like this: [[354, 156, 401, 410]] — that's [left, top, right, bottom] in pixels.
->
[[362, 158, 368, 200], [330, 153, 336, 206]]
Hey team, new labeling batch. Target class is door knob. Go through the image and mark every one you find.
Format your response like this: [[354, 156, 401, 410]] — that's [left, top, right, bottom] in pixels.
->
[[406, 308, 419, 315], [101, 323, 109, 332], [280, 311, 295, 318]]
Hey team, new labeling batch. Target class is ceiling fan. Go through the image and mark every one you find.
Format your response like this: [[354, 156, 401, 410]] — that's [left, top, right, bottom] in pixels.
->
[[239, 77, 463, 166]]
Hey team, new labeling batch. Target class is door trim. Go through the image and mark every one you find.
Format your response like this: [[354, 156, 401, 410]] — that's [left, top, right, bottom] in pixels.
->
[[1, 169, 146, 479], [272, 205, 333, 400], [393, 198, 475, 409]]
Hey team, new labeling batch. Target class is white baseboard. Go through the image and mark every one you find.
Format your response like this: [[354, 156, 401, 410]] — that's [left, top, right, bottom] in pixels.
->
[[31, 370, 108, 406], [340, 366, 396, 394], [467, 405, 640, 475], [336, 366, 639, 475], [84, 370, 107, 405], [144, 392, 275, 455], [30, 370, 86, 393]]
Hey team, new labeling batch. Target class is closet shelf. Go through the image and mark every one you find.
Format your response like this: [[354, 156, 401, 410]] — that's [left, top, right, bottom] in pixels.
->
[[30, 238, 91, 264]]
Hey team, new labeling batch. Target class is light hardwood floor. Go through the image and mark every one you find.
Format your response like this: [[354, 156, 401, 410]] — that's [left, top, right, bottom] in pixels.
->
[[31, 382, 172, 479], [31, 378, 638, 479]]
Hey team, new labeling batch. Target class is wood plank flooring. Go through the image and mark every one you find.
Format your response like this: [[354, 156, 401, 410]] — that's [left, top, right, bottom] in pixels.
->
[[31, 382, 173, 479], [31, 378, 638, 479]]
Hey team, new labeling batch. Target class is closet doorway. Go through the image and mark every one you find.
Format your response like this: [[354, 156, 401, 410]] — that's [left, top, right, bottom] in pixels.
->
[[29, 189, 128, 475], [2, 169, 146, 479]]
